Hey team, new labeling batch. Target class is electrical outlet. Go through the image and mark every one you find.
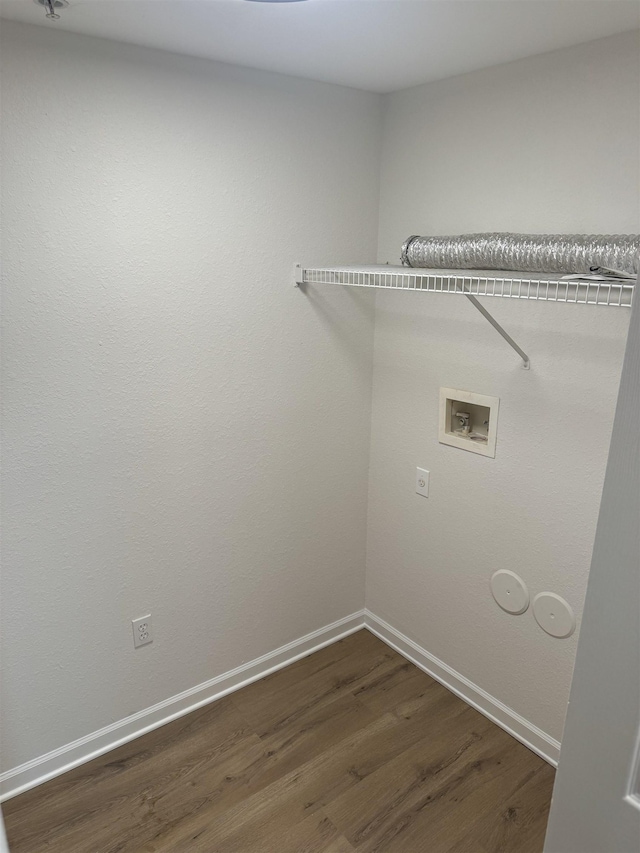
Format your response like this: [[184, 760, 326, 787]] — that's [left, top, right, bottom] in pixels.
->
[[416, 467, 429, 497], [132, 615, 153, 648]]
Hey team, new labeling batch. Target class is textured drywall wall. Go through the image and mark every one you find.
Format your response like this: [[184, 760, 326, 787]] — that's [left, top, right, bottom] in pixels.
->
[[2, 18, 638, 779], [369, 32, 639, 742], [544, 280, 640, 852], [0, 21, 381, 771]]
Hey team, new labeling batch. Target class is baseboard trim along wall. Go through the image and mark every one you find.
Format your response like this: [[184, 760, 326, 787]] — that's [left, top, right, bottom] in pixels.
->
[[0, 608, 559, 802], [364, 610, 561, 767], [0, 611, 365, 803]]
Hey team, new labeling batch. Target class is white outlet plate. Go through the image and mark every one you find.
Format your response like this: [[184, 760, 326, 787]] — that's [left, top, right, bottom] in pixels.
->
[[132, 615, 153, 648], [416, 467, 430, 497]]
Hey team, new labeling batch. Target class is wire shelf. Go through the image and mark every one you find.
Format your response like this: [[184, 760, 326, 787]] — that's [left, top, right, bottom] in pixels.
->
[[297, 265, 634, 307]]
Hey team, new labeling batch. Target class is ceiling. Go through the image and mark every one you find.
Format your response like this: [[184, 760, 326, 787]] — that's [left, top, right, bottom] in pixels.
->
[[1, 0, 638, 93]]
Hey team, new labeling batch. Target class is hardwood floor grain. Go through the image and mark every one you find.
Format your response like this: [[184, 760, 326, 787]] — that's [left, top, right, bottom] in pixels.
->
[[3, 630, 555, 853]]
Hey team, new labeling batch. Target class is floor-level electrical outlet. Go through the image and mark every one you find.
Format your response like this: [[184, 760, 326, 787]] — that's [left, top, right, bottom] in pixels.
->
[[132, 615, 153, 648], [416, 467, 430, 497]]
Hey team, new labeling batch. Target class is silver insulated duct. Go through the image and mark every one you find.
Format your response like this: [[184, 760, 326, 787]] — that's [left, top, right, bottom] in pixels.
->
[[400, 233, 640, 276]]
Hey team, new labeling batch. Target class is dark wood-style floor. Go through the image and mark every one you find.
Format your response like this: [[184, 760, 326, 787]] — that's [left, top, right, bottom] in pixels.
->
[[3, 630, 555, 853]]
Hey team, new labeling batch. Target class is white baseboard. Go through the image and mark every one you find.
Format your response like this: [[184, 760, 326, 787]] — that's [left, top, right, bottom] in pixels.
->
[[1, 607, 559, 802], [0, 610, 366, 803], [364, 610, 560, 767]]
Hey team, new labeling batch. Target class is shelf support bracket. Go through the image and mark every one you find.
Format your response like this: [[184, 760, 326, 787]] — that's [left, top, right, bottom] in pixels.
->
[[463, 292, 530, 369], [296, 263, 532, 369]]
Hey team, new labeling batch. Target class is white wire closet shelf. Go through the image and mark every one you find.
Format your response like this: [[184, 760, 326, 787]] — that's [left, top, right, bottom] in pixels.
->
[[295, 264, 636, 371], [295, 265, 635, 307]]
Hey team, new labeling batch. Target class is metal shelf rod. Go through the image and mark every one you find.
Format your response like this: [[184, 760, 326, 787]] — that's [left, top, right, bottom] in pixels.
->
[[464, 292, 530, 369], [295, 264, 634, 307]]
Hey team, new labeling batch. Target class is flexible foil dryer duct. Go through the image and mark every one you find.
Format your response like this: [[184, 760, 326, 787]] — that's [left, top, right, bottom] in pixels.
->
[[400, 233, 640, 276]]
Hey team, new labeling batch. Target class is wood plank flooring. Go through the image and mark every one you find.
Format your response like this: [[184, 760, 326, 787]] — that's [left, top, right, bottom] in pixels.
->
[[3, 630, 555, 853]]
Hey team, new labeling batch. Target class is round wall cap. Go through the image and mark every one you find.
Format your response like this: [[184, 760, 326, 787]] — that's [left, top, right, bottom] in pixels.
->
[[490, 570, 529, 615], [533, 592, 575, 638]]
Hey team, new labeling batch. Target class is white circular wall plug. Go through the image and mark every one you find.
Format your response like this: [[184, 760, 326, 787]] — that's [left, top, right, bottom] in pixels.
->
[[491, 570, 529, 615], [533, 592, 575, 638]]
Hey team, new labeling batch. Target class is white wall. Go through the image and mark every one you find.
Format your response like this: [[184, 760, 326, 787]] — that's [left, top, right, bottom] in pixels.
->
[[369, 32, 639, 742], [544, 276, 640, 853], [0, 21, 381, 771], [2, 19, 638, 780]]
